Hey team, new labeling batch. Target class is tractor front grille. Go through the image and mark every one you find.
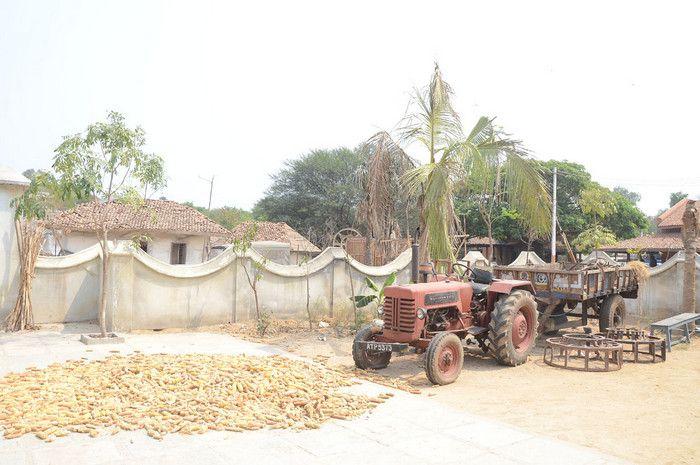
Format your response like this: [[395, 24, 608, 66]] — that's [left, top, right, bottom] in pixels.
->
[[383, 297, 416, 333]]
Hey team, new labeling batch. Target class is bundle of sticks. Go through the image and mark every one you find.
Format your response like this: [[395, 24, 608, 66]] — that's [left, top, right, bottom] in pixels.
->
[[4, 220, 45, 331]]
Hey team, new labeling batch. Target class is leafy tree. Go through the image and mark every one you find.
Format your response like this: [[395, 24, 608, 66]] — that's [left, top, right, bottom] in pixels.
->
[[579, 184, 617, 223], [602, 192, 649, 240], [670, 191, 688, 207], [231, 222, 269, 335], [539, 160, 591, 240], [571, 225, 617, 253], [400, 64, 550, 261], [184, 203, 252, 230], [253, 148, 364, 244], [573, 184, 618, 253], [613, 186, 641, 204], [52, 111, 166, 338]]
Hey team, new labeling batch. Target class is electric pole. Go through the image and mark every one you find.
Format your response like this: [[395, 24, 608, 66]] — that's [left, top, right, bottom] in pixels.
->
[[199, 175, 215, 210], [550, 167, 557, 264]]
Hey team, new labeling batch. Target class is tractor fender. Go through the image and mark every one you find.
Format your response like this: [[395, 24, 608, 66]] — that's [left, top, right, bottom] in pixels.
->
[[486, 280, 535, 311]]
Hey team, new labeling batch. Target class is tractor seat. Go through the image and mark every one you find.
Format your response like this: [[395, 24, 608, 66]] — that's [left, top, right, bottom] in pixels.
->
[[471, 282, 490, 296]]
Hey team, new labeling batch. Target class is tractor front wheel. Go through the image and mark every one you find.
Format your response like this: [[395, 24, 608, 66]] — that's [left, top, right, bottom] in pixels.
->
[[352, 325, 391, 370], [488, 290, 538, 366], [425, 332, 464, 385]]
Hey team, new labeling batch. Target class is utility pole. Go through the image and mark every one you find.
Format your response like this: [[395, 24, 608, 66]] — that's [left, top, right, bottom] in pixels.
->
[[550, 167, 557, 264], [199, 175, 215, 210]]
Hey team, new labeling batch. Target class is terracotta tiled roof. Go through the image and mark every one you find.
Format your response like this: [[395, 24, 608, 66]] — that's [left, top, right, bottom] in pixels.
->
[[230, 221, 320, 253], [657, 198, 694, 229], [47, 200, 231, 236], [599, 233, 683, 252]]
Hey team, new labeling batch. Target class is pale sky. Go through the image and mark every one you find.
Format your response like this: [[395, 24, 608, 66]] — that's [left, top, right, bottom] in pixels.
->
[[1, 0, 698, 215]]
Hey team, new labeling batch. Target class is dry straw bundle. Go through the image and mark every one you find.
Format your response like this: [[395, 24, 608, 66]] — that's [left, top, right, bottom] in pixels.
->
[[0, 353, 392, 442], [627, 260, 651, 283]]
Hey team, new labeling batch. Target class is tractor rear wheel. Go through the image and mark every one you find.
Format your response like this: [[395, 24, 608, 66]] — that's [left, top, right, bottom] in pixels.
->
[[599, 294, 626, 332], [488, 290, 538, 366], [352, 325, 391, 370], [425, 332, 464, 385]]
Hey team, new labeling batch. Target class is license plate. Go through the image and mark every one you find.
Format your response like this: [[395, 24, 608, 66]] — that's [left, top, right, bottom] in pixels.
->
[[367, 342, 393, 352]]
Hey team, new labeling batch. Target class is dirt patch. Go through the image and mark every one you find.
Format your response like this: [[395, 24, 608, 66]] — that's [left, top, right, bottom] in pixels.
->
[[232, 323, 699, 465]]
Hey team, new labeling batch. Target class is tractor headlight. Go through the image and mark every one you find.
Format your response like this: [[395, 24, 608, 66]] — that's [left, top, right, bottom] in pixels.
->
[[417, 308, 427, 319]]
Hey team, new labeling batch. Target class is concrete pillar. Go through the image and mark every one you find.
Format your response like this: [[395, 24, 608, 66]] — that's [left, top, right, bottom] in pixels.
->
[[105, 241, 135, 332], [0, 166, 29, 320]]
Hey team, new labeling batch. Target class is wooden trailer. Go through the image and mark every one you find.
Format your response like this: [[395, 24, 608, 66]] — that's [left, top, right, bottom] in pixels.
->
[[492, 264, 639, 334]]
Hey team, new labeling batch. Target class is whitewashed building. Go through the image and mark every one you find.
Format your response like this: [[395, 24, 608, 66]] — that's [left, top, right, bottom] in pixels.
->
[[45, 199, 231, 264]]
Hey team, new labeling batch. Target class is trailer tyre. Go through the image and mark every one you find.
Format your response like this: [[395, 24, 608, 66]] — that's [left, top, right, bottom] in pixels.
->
[[352, 325, 391, 370], [425, 332, 464, 385], [488, 290, 538, 366], [599, 294, 625, 332]]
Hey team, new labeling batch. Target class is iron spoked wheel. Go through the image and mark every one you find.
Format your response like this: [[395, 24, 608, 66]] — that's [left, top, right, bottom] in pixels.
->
[[352, 325, 391, 370], [488, 290, 539, 366], [599, 294, 626, 332], [425, 332, 464, 385]]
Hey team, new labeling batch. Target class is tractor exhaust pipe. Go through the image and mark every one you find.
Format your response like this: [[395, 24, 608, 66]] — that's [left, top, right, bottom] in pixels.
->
[[411, 228, 420, 284]]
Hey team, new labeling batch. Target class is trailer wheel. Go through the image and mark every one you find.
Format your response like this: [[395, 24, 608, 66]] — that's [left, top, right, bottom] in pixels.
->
[[425, 332, 464, 385], [599, 294, 625, 332], [488, 290, 538, 366], [352, 325, 391, 370]]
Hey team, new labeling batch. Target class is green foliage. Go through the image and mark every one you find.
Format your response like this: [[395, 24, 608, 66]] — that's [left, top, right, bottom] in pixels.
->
[[253, 148, 364, 243], [537, 161, 648, 247], [579, 184, 616, 222], [613, 186, 641, 204], [351, 273, 396, 309], [185, 203, 252, 230], [669, 191, 688, 207], [52, 111, 166, 204], [256, 310, 272, 337], [572, 225, 617, 254], [400, 65, 550, 260], [602, 192, 649, 240]]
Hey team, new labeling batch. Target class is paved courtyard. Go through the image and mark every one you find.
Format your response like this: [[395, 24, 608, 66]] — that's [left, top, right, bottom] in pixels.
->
[[0, 325, 627, 465]]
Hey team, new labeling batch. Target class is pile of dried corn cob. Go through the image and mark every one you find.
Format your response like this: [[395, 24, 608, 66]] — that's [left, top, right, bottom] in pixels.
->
[[0, 353, 391, 442]]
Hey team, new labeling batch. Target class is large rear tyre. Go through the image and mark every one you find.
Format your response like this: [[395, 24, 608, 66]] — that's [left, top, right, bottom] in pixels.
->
[[599, 294, 625, 332], [488, 290, 538, 366], [352, 325, 391, 370], [425, 332, 464, 385]]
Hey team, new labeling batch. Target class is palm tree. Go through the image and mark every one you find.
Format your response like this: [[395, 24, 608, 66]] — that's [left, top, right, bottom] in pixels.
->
[[401, 63, 551, 262]]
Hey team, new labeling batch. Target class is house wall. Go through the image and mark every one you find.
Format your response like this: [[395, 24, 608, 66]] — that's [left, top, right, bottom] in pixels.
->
[[0, 184, 25, 319], [48, 231, 207, 265]]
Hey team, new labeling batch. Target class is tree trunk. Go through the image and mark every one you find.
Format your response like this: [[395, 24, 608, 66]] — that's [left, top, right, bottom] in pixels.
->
[[486, 222, 494, 263], [417, 194, 429, 263], [682, 200, 697, 312]]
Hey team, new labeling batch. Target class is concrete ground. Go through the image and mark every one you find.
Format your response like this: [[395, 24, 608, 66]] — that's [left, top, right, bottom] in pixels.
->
[[0, 325, 627, 465]]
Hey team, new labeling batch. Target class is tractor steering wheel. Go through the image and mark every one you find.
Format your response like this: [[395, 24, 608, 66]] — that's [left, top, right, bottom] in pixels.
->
[[451, 262, 472, 280]]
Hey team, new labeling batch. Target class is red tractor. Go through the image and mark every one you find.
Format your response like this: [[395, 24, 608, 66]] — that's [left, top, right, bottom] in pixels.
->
[[352, 262, 539, 385]]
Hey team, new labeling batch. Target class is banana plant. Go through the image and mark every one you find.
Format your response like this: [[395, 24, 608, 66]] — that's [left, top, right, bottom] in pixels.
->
[[351, 273, 396, 308]]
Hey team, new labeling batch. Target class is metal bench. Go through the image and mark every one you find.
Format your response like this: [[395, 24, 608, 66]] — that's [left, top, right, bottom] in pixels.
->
[[650, 312, 700, 351]]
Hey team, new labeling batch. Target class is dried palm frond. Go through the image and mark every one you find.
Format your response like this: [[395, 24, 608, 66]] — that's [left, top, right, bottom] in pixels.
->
[[356, 131, 415, 239]]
